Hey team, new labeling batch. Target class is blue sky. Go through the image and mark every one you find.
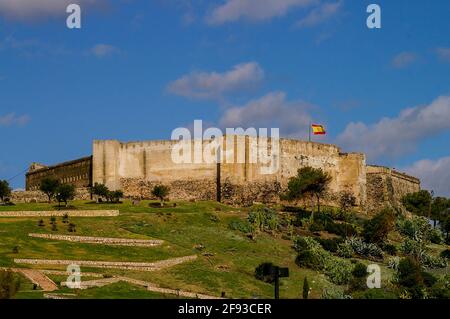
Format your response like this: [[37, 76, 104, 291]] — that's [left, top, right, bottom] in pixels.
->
[[1, 0, 450, 196]]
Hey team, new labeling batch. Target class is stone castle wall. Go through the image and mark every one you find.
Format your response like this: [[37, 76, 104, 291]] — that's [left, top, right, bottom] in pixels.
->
[[22, 138, 421, 212], [366, 165, 421, 213], [26, 156, 92, 191], [91, 137, 367, 207]]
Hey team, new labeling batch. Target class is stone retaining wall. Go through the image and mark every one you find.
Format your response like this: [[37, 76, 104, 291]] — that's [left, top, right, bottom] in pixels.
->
[[0, 210, 119, 217], [10, 188, 91, 203], [14, 255, 197, 271], [28, 233, 163, 247]]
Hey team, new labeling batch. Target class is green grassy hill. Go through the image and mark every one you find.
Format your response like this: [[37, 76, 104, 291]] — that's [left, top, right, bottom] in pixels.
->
[[0, 200, 448, 299]]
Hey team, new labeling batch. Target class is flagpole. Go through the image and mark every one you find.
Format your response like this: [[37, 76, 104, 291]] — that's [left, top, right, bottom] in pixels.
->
[[309, 122, 311, 142]]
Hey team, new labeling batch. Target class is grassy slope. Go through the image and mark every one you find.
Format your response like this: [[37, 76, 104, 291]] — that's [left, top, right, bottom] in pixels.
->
[[4, 200, 446, 299], [0, 200, 340, 299]]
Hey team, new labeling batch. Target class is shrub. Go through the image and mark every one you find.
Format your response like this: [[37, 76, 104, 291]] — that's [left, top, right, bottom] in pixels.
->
[[337, 242, 354, 258], [321, 288, 350, 299], [421, 272, 438, 288], [344, 237, 383, 259], [38, 219, 45, 227], [248, 207, 279, 234], [387, 256, 400, 270], [68, 223, 76, 233], [302, 277, 309, 299], [228, 219, 252, 234], [400, 238, 447, 268], [396, 216, 432, 242], [363, 208, 395, 244], [382, 243, 397, 256], [352, 289, 398, 299], [152, 185, 170, 206], [12, 246, 19, 254], [429, 229, 444, 244], [429, 274, 450, 299], [0, 270, 21, 299], [352, 263, 367, 278], [324, 257, 353, 285], [316, 238, 343, 253], [254, 263, 276, 283], [396, 257, 425, 299], [348, 263, 367, 292], [62, 214, 69, 224], [51, 224, 58, 231], [440, 249, 450, 259], [325, 221, 358, 237], [294, 237, 352, 285]]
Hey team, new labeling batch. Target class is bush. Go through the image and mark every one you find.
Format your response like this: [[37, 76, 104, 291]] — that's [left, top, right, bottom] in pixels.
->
[[248, 207, 279, 234], [324, 257, 353, 285], [429, 229, 444, 244], [352, 289, 398, 299], [429, 274, 450, 299], [396, 257, 425, 299], [440, 249, 450, 259], [325, 221, 358, 237], [316, 238, 343, 253], [382, 243, 397, 256], [302, 277, 309, 299], [343, 237, 383, 259], [38, 219, 45, 227], [68, 223, 76, 233], [254, 263, 276, 283], [228, 219, 252, 234], [421, 272, 438, 288], [396, 216, 432, 242], [348, 263, 368, 292], [294, 237, 352, 285], [363, 208, 395, 244], [400, 238, 448, 268], [337, 242, 354, 258], [0, 270, 21, 299]]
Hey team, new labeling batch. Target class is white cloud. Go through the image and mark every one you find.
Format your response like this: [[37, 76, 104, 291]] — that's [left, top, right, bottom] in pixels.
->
[[219, 91, 313, 137], [90, 44, 120, 58], [436, 47, 450, 63], [337, 96, 450, 161], [295, 1, 342, 28], [404, 156, 450, 197], [392, 52, 418, 69], [167, 62, 264, 100], [206, 0, 317, 25], [0, 113, 30, 127], [0, 0, 106, 21]]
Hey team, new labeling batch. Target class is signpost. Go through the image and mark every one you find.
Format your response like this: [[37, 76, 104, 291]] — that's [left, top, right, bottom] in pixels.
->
[[264, 265, 289, 299]]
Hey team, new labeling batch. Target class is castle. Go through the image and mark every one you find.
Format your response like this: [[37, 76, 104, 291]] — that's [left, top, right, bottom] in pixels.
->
[[23, 137, 420, 213]]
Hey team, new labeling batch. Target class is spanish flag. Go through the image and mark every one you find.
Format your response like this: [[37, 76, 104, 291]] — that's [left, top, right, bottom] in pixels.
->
[[311, 124, 326, 135]]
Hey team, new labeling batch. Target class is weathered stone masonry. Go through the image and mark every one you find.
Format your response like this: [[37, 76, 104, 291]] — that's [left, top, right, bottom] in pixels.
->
[[24, 137, 420, 212]]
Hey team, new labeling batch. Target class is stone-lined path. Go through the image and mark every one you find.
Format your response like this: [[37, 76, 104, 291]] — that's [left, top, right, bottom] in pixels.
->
[[0, 210, 119, 217], [5, 268, 58, 291], [29, 233, 163, 247], [14, 255, 197, 271], [60, 275, 222, 299]]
